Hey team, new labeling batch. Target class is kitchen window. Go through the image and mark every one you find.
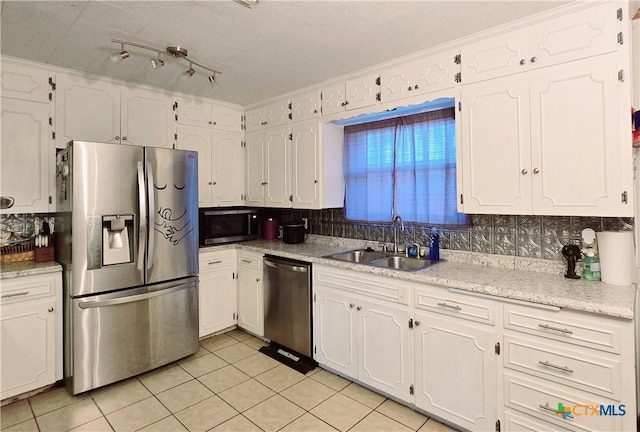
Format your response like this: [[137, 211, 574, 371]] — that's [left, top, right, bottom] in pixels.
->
[[344, 107, 468, 225]]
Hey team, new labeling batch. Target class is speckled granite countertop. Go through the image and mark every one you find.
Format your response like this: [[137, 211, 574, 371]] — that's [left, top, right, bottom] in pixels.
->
[[0, 261, 62, 280], [202, 236, 637, 320]]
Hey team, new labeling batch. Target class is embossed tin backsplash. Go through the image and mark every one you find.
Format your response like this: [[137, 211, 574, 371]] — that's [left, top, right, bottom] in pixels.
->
[[261, 208, 633, 261], [1, 214, 55, 244]]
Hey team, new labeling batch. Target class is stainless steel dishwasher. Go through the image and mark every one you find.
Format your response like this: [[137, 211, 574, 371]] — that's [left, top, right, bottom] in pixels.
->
[[263, 255, 312, 357]]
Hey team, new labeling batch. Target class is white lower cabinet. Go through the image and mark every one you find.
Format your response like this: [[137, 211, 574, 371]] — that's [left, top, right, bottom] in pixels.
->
[[1, 272, 62, 400], [237, 251, 264, 337], [198, 250, 237, 338]]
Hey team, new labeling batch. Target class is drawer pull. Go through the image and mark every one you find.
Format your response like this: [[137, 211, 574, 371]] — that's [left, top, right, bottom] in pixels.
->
[[437, 302, 462, 311], [208, 260, 223, 265], [1, 291, 29, 298], [539, 402, 573, 419], [241, 259, 253, 263], [538, 323, 573, 334], [538, 360, 574, 373]]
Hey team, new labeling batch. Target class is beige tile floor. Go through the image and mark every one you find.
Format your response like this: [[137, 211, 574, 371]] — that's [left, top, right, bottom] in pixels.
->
[[1, 329, 459, 432]]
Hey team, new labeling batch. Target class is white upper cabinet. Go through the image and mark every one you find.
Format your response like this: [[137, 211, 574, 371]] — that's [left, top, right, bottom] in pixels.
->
[[245, 98, 290, 131], [177, 125, 244, 207], [322, 73, 380, 116], [461, 2, 620, 85], [460, 53, 632, 216], [290, 89, 321, 122], [245, 126, 291, 208], [121, 88, 175, 148], [1, 61, 51, 103], [380, 49, 460, 103], [55, 75, 121, 146], [244, 132, 265, 207], [55, 75, 176, 148], [177, 99, 243, 132], [1, 98, 53, 213]]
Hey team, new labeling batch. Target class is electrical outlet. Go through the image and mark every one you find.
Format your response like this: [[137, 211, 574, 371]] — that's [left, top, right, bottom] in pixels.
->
[[302, 217, 308, 230]]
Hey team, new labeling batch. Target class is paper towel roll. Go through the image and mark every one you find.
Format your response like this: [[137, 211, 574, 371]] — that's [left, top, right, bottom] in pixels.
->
[[596, 231, 634, 286]]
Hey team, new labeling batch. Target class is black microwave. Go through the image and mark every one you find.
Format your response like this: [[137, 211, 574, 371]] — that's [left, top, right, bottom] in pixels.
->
[[199, 208, 259, 245]]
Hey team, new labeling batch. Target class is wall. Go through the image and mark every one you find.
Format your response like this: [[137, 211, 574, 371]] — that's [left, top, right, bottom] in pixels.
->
[[260, 208, 633, 261], [0, 214, 54, 244]]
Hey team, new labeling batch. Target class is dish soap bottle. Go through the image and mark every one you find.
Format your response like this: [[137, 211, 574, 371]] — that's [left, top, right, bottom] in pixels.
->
[[582, 250, 601, 281]]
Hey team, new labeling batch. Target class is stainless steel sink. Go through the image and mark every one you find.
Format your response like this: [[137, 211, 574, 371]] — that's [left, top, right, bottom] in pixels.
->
[[324, 249, 438, 271], [369, 255, 437, 271], [324, 249, 386, 263]]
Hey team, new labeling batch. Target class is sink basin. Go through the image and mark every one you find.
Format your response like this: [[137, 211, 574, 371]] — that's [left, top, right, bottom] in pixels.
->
[[369, 255, 437, 272], [324, 249, 386, 263]]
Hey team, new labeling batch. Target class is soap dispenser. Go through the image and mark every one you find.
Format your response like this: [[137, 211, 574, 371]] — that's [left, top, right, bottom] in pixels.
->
[[581, 228, 601, 281]]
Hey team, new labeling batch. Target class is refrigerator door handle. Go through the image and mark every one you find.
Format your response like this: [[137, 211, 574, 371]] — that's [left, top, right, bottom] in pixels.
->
[[136, 161, 147, 279], [146, 161, 155, 270], [77, 283, 190, 309]]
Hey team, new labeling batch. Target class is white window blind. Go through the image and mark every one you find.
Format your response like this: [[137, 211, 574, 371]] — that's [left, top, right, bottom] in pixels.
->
[[344, 108, 468, 225]]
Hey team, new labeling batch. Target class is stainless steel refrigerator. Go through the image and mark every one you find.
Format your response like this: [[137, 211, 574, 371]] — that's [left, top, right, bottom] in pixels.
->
[[55, 141, 199, 395]]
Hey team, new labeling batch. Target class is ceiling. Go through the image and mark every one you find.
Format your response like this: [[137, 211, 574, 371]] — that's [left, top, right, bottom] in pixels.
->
[[0, 0, 570, 107]]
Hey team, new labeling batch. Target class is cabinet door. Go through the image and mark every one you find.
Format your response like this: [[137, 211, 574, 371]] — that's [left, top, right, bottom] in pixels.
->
[[357, 299, 411, 401], [321, 82, 346, 116], [529, 55, 631, 216], [313, 288, 358, 379], [291, 90, 321, 122], [245, 132, 265, 206], [1, 298, 57, 400], [264, 126, 291, 208], [291, 121, 320, 209], [460, 78, 532, 214], [414, 312, 496, 432], [212, 131, 244, 206], [199, 263, 236, 337], [1, 62, 50, 102], [178, 100, 212, 128], [237, 265, 263, 337], [381, 50, 457, 103], [121, 89, 174, 148], [345, 74, 379, 111], [461, 30, 528, 84], [55, 75, 120, 145], [177, 125, 212, 207], [244, 107, 264, 132], [262, 99, 290, 129], [211, 105, 243, 132], [1, 98, 51, 213]]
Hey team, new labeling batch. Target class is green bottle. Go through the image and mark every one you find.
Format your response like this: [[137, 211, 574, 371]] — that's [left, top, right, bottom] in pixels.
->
[[582, 251, 601, 281]]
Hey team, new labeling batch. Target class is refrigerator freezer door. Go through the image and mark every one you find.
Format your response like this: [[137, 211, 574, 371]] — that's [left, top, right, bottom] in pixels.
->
[[69, 141, 145, 296], [68, 277, 199, 394], [145, 147, 198, 284]]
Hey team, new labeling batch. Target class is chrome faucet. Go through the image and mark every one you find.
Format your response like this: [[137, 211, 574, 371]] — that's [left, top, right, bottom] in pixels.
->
[[393, 215, 404, 254]]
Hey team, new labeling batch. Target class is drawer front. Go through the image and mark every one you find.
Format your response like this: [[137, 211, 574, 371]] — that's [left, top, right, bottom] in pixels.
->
[[199, 249, 235, 272], [1, 273, 58, 304], [504, 335, 621, 400], [237, 251, 263, 270], [503, 305, 621, 353], [314, 265, 406, 304], [504, 372, 623, 432], [504, 409, 571, 432], [414, 285, 495, 325]]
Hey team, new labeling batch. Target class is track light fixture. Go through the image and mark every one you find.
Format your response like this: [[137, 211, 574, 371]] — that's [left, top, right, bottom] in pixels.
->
[[110, 43, 129, 63], [110, 39, 221, 84], [150, 53, 165, 69]]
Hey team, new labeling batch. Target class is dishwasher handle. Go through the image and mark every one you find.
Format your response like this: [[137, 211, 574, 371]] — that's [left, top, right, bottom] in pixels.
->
[[264, 259, 308, 273]]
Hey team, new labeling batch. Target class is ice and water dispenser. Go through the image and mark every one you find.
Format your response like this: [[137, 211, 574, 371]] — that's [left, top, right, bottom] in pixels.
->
[[86, 214, 135, 269]]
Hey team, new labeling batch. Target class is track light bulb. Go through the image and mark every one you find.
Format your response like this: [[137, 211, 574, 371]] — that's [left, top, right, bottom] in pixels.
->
[[110, 43, 129, 63], [182, 63, 195, 78], [150, 54, 165, 69]]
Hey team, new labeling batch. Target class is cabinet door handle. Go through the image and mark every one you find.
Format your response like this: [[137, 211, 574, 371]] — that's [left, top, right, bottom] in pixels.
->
[[212, 121, 217, 125], [122, 136, 127, 141], [48, 307, 54, 312], [356, 306, 361, 311], [533, 168, 540, 174], [538, 323, 573, 334], [208, 182, 212, 185], [538, 360, 574, 373], [349, 303, 355, 308], [208, 260, 223, 265], [415, 320, 421, 326], [212, 181, 217, 185], [539, 402, 573, 418], [115, 136, 120, 140], [256, 278, 260, 282], [437, 302, 462, 311], [530, 56, 537, 63], [408, 86, 413, 91], [520, 59, 526, 65], [313, 109, 318, 113], [209, 121, 213, 125], [414, 84, 419, 89], [0, 196, 15, 209], [521, 169, 528, 175], [241, 259, 253, 263], [1, 291, 29, 298]]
